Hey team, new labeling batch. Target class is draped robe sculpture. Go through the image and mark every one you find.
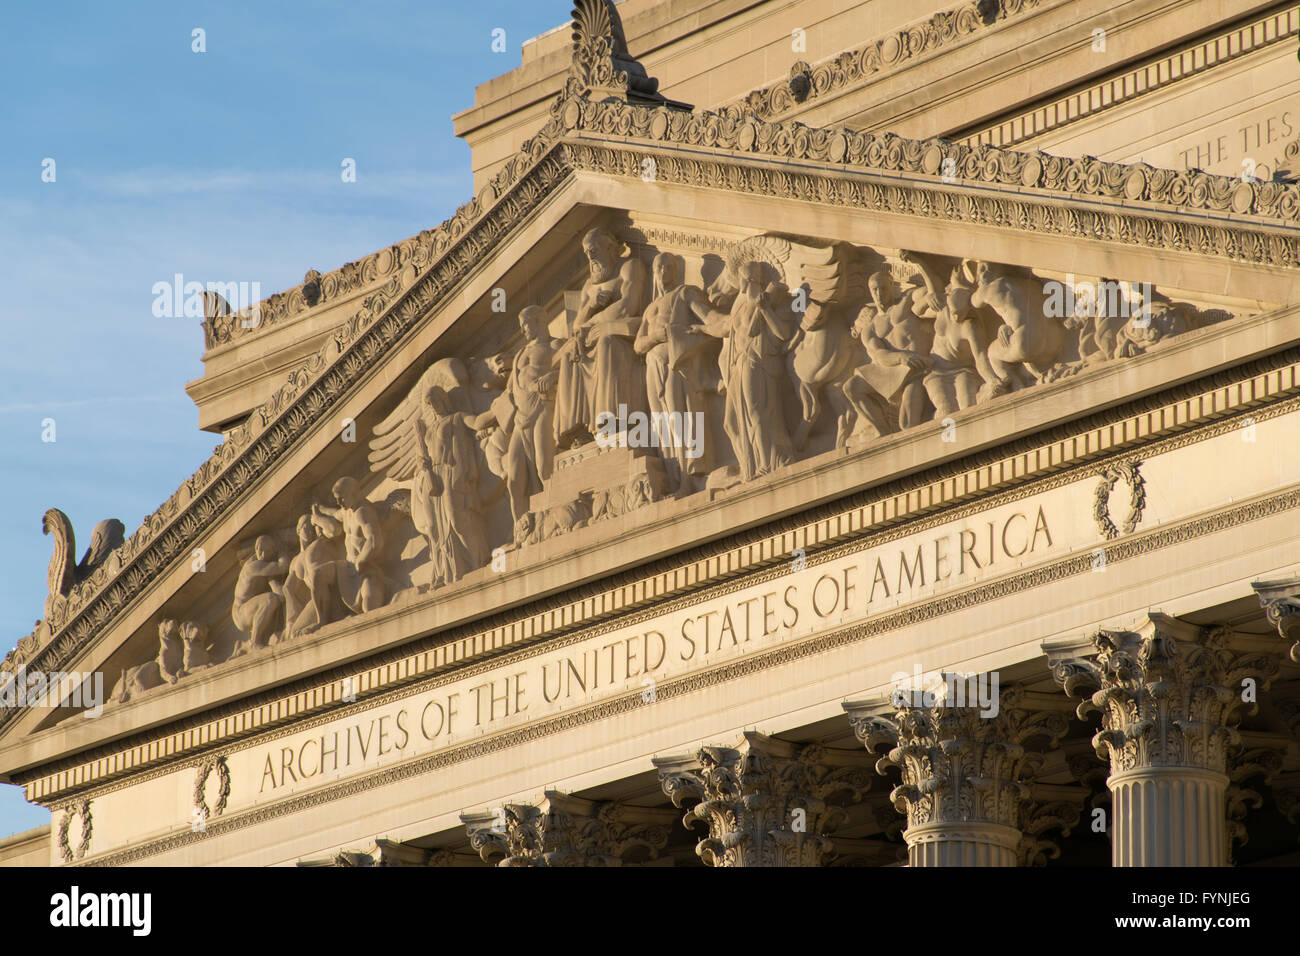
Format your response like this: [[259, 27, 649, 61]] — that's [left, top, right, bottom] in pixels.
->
[[370, 358, 491, 589], [472, 306, 560, 533], [633, 252, 717, 494], [699, 259, 796, 482], [554, 227, 650, 448]]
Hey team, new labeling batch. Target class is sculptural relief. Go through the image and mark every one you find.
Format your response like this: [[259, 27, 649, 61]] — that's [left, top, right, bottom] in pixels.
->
[[970, 260, 1071, 396], [479, 305, 560, 532], [231, 535, 290, 656], [41, 509, 124, 621], [917, 257, 1000, 418], [786, 242, 862, 449], [554, 227, 650, 449], [633, 252, 719, 494], [112, 619, 209, 703], [1062, 278, 1231, 369], [843, 262, 938, 436], [96, 226, 1248, 696], [370, 359, 492, 589], [280, 514, 344, 639], [698, 255, 798, 484], [311, 477, 387, 615]]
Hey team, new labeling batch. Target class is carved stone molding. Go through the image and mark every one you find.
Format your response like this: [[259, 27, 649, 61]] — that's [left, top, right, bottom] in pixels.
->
[[845, 684, 1069, 866], [41, 509, 123, 623], [461, 791, 674, 866], [723, 0, 1044, 123], [1047, 616, 1283, 774], [1226, 720, 1300, 862], [653, 732, 872, 867], [296, 838, 440, 867], [1019, 786, 1087, 866], [566, 0, 688, 110], [561, 91, 1300, 224], [192, 755, 231, 829], [1275, 138, 1300, 184]]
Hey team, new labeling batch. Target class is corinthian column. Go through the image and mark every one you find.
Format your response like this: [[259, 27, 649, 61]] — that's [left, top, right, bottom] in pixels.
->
[[461, 791, 674, 866], [1044, 613, 1284, 867], [653, 731, 872, 866], [844, 681, 1069, 867]]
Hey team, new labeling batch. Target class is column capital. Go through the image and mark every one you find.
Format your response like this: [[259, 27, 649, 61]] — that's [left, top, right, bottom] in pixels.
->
[[1044, 613, 1282, 774], [653, 731, 873, 867], [1019, 784, 1088, 866], [845, 683, 1069, 836], [295, 837, 437, 867], [461, 791, 675, 866]]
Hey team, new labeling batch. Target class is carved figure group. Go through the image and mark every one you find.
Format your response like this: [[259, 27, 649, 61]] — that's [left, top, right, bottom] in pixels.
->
[[106, 227, 1237, 701], [228, 476, 396, 654], [113, 619, 210, 702]]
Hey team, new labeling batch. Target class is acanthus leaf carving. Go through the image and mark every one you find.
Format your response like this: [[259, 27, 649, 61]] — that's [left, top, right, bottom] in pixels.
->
[[653, 732, 872, 867], [1047, 616, 1285, 775], [461, 791, 673, 867]]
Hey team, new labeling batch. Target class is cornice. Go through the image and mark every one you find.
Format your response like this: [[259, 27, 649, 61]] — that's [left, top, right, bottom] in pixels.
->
[[7, 63, 1299, 740], [961, 4, 1300, 152], [720, 0, 1055, 124], [558, 93, 1299, 226]]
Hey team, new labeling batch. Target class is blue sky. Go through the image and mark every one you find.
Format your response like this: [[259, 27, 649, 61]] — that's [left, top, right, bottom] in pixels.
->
[[0, 0, 564, 838]]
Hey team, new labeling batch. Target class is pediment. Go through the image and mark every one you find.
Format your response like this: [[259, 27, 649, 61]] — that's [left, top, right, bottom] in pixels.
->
[[2, 8, 1298, 790]]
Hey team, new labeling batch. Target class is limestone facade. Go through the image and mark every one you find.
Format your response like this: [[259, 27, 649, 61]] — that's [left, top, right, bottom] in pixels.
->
[[2, 0, 1300, 867]]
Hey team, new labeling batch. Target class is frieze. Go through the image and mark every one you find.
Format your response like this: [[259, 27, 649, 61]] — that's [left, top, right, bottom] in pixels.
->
[[34, 385, 1300, 813], [80, 216, 1264, 710]]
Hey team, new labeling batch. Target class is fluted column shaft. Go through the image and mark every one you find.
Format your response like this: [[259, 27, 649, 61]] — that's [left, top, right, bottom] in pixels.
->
[[1109, 767, 1228, 866], [1046, 614, 1284, 868], [905, 823, 1023, 867]]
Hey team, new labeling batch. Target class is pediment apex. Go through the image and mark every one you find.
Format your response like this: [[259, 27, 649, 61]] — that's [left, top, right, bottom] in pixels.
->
[[566, 0, 691, 110]]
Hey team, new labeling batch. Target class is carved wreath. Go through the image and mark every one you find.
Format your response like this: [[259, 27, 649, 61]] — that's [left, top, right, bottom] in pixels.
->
[[193, 756, 231, 824], [57, 799, 92, 863], [1092, 460, 1146, 540]]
